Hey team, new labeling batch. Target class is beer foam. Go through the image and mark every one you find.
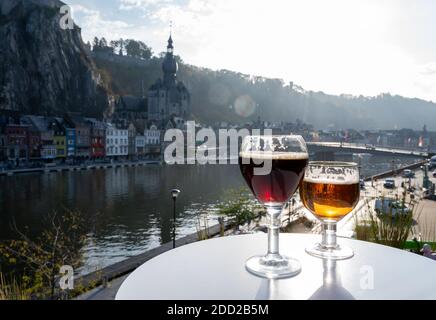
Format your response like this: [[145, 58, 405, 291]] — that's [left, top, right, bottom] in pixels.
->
[[239, 151, 309, 160], [303, 176, 359, 184]]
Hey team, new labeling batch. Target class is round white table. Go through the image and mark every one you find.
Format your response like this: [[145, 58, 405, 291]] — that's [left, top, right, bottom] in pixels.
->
[[116, 233, 436, 300]]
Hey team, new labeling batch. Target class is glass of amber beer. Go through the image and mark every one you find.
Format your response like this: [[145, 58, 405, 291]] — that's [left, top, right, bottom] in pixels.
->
[[300, 162, 360, 259], [239, 135, 308, 278]]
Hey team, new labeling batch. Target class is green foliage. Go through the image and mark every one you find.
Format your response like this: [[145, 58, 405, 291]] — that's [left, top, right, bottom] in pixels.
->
[[354, 195, 416, 249], [217, 188, 263, 227], [0, 273, 29, 300], [123, 39, 153, 60], [0, 209, 89, 300], [195, 214, 210, 241]]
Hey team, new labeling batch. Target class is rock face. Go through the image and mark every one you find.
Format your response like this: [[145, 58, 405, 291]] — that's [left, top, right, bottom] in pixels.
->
[[0, 0, 110, 117]]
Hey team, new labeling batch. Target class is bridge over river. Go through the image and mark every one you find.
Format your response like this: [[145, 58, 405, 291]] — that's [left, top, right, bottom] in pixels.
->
[[307, 142, 430, 161]]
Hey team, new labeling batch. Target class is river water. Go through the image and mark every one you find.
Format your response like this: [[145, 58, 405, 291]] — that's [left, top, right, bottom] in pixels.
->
[[0, 154, 421, 274]]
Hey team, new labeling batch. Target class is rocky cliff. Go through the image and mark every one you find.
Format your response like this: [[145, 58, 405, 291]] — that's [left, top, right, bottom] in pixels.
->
[[0, 0, 110, 117]]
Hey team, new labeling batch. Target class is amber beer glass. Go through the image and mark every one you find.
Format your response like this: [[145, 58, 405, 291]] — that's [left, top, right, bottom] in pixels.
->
[[239, 135, 308, 278], [300, 162, 360, 259]]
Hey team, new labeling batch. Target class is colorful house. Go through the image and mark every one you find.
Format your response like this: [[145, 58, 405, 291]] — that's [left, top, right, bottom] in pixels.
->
[[24, 116, 56, 161], [87, 118, 106, 159], [65, 126, 76, 158], [49, 118, 67, 159], [65, 114, 91, 159], [5, 124, 30, 161]]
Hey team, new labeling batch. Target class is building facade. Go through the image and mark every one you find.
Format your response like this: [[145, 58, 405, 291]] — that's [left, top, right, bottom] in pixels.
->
[[49, 118, 67, 159], [25, 116, 57, 161], [135, 135, 146, 157], [147, 35, 190, 124], [5, 124, 29, 161], [105, 124, 129, 158], [87, 118, 106, 159], [144, 124, 161, 157], [66, 114, 91, 159], [127, 123, 137, 159], [113, 96, 147, 127], [66, 128, 76, 158]]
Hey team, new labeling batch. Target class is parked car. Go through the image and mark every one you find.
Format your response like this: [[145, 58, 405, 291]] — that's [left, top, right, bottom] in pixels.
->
[[433, 171, 436, 178], [374, 198, 411, 216], [402, 169, 415, 178], [359, 179, 365, 190], [429, 156, 436, 170], [383, 179, 396, 189]]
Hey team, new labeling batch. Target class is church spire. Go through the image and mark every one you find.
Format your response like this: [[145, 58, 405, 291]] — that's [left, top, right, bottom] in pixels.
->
[[167, 35, 174, 54], [167, 21, 174, 54], [162, 26, 178, 87]]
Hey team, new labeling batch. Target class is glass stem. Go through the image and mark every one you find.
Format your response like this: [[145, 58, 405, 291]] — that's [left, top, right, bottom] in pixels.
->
[[266, 205, 283, 259], [322, 221, 338, 249]]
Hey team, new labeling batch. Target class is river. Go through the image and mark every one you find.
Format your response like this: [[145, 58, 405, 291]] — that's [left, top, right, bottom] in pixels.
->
[[0, 154, 422, 274]]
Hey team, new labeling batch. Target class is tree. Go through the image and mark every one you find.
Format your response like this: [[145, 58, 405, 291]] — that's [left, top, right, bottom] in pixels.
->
[[99, 37, 108, 48], [119, 38, 125, 56], [0, 209, 91, 299], [92, 37, 99, 50], [125, 39, 141, 58], [138, 41, 153, 60], [125, 39, 153, 60], [109, 40, 118, 51]]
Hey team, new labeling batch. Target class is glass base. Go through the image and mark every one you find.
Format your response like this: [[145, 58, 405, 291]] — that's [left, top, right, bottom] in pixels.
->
[[245, 254, 302, 279], [306, 243, 354, 260]]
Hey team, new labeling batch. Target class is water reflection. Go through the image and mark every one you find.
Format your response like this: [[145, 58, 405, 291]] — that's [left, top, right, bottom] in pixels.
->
[[0, 164, 245, 274]]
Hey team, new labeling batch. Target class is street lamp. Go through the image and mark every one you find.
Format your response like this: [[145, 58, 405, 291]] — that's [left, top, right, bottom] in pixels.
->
[[170, 189, 181, 248]]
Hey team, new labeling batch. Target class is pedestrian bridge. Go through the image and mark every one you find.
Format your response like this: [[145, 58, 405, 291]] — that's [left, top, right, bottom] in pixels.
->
[[307, 142, 429, 160]]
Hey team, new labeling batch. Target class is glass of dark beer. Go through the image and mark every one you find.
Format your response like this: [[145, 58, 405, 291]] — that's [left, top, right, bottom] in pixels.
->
[[300, 161, 360, 260], [239, 135, 308, 278]]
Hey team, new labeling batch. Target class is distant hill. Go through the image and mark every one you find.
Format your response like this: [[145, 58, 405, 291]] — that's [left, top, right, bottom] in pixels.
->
[[0, 0, 435, 130], [94, 51, 436, 130]]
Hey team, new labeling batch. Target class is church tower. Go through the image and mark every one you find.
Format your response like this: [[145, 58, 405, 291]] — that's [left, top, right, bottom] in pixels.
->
[[147, 33, 190, 125], [162, 36, 178, 87]]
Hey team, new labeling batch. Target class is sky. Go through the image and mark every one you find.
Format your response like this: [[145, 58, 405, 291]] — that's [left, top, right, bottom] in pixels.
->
[[66, 0, 436, 102]]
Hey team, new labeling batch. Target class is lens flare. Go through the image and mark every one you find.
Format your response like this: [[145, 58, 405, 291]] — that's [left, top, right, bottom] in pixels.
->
[[234, 95, 256, 117]]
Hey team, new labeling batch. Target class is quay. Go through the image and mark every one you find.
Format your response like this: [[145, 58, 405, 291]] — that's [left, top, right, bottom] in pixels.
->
[[75, 219, 235, 300], [0, 160, 162, 177]]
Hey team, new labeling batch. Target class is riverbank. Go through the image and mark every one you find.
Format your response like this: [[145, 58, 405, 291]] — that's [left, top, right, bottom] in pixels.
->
[[0, 160, 162, 176]]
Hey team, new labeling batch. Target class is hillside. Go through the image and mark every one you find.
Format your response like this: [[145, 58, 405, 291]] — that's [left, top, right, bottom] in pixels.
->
[[93, 52, 436, 130], [0, 0, 109, 118]]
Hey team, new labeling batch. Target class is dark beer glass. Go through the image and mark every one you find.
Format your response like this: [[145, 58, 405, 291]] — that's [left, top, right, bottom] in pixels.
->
[[300, 161, 360, 260], [239, 135, 308, 278]]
